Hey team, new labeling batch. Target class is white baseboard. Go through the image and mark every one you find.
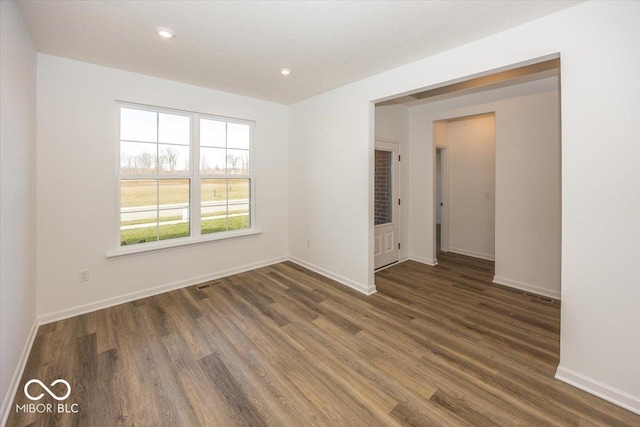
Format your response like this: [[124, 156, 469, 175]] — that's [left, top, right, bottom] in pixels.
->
[[288, 256, 376, 295], [493, 275, 561, 300], [0, 317, 39, 427], [38, 256, 289, 325], [449, 247, 495, 261], [555, 366, 640, 416], [408, 255, 438, 266]]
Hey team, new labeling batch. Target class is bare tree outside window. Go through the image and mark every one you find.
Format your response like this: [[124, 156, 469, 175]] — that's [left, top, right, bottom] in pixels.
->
[[162, 146, 180, 173], [227, 153, 239, 174], [137, 152, 155, 174]]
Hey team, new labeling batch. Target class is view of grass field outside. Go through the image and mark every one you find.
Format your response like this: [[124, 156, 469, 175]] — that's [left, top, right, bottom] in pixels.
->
[[119, 106, 252, 246]]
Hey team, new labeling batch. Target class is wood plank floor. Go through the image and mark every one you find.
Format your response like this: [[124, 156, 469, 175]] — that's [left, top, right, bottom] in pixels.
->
[[7, 253, 640, 426]]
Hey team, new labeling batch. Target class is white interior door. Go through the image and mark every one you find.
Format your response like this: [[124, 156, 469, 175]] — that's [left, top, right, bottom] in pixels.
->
[[374, 140, 400, 270]]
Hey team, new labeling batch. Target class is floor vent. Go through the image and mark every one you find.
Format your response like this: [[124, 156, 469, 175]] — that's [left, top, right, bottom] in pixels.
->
[[524, 292, 554, 304], [196, 283, 212, 290]]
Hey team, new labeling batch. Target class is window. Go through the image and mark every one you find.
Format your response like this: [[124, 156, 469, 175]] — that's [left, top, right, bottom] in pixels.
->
[[117, 103, 254, 249]]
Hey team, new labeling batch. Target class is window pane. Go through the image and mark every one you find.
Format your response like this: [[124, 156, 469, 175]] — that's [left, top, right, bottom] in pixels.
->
[[158, 144, 189, 174], [159, 179, 190, 240], [374, 150, 393, 225], [228, 195, 250, 231], [201, 178, 227, 235], [227, 149, 250, 174], [200, 118, 226, 148], [228, 178, 250, 203], [200, 147, 226, 174], [120, 224, 158, 246], [201, 178, 227, 203], [159, 113, 189, 145], [159, 179, 189, 206], [228, 179, 251, 234], [158, 179, 190, 238], [159, 208, 190, 240], [120, 210, 158, 246], [228, 210, 250, 231], [201, 216, 229, 235], [227, 123, 250, 149], [120, 141, 157, 175], [120, 178, 158, 246], [120, 108, 157, 142], [120, 180, 157, 209]]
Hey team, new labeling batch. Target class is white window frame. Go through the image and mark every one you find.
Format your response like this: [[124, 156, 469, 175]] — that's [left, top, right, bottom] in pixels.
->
[[107, 101, 259, 258]]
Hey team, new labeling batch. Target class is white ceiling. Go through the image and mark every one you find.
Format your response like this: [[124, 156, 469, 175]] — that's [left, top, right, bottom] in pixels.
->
[[17, 0, 581, 105]]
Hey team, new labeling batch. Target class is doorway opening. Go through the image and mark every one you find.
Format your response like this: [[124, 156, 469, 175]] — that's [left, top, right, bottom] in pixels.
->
[[372, 55, 561, 304], [434, 113, 496, 262]]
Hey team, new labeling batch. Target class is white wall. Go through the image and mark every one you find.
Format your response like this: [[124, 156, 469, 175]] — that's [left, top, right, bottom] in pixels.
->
[[289, 1, 640, 412], [289, 93, 374, 293], [495, 88, 561, 299], [437, 115, 496, 260], [374, 105, 410, 261], [36, 55, 289, 319], [0, 0, 37, 416], [411, 81, 561, 298]]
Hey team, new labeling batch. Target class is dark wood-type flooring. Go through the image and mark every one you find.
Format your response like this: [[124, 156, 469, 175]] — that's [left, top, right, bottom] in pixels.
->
[[7, 253, 640, 426]]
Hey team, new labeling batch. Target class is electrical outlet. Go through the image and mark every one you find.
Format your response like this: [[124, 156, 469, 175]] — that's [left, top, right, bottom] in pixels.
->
[[79, 270, 89, 282], [485, 192, 491, 200], [306, 239, 311, 248]]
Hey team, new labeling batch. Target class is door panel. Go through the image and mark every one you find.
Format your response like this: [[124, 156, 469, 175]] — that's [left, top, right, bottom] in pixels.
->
[[374, 141, 400, 270], [384, 231, 394, 251]]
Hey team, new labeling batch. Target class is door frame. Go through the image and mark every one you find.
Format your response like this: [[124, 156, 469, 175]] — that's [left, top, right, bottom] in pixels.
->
[[374, 138, 401, 272], [435, 145, 449, 256]]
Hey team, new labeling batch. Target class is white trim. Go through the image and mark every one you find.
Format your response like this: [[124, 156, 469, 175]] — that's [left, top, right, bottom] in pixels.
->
[[374, 137, 401, 145], [289, 256, 377, 296], [106, 228, 262, 258], [38, 256, 287, 325], [0, 318, 39, 427], [449, 247, 495, 261], [409, 255, 439, 266], [492, 275, 561, 300], [555, 366, 640, 416]]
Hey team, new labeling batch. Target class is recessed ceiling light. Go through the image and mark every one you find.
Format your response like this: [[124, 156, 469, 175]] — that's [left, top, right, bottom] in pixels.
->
[[280, 68, 292, 76], [155, 27, 175, 39]]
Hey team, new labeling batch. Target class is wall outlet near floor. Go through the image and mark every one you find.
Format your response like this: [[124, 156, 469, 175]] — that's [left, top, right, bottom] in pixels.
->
[[79, 270, 89, 282], [307, 239, 311, 248]]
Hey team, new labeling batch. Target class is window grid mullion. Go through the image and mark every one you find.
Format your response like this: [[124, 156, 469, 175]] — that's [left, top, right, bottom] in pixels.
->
[[224, 123, 229, 231], [156, 113, 160, 242], [192, 114, 200, 238], [155, 179, 160, 242]]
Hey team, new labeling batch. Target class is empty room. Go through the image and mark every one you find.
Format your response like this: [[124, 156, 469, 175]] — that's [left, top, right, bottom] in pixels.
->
[[1, 1, 639, 426]]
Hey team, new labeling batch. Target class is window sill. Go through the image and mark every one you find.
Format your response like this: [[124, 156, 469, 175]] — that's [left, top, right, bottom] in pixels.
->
[[106, 228, 262, 259]]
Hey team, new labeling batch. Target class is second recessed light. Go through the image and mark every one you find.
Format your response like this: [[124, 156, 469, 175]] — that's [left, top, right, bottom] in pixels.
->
[[155, 27, 176, 39], [280, 68, 292, 76]]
